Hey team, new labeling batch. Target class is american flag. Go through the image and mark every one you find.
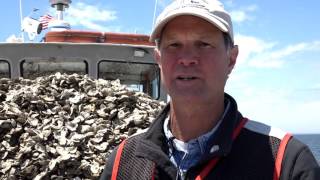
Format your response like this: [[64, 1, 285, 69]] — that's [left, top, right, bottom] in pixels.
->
[[39, 14, 53, 30]]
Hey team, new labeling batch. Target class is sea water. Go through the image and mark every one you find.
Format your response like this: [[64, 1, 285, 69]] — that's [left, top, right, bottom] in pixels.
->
[[295, 134, 320, 164]]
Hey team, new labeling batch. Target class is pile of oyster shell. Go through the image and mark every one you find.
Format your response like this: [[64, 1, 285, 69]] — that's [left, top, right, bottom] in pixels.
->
[[0, 73, 165, 180]]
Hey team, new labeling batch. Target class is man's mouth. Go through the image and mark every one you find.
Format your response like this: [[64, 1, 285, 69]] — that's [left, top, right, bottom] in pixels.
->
[[177, 76, 197, 80]]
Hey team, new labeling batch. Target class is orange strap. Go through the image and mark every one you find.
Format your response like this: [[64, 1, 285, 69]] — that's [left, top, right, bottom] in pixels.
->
[[195, 118, 248, 180], [151, 162, 156, 180], [111, 139, 127, 180], [273, 133, 292, 180]]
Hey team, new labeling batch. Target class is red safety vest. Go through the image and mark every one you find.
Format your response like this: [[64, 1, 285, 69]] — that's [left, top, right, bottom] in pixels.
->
[[111, 118, 292, 180]]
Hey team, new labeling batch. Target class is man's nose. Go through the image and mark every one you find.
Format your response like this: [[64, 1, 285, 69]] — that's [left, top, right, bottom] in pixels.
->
[[177, 47, 199, 66]]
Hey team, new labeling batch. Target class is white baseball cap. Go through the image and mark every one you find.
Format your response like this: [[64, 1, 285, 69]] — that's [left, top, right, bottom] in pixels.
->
[[150, 0, 234, 43]]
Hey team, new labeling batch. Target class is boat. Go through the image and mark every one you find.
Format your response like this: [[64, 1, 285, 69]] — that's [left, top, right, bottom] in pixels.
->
[[0, 0, 166, 101]]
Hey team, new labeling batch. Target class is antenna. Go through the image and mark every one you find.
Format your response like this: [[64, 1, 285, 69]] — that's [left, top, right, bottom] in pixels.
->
[[48, 0, 72, 31], [152, 0, 158, 29], [19, 0, 24, 42]]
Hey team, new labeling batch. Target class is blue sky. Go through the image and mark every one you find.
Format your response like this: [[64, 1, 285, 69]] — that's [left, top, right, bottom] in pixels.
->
[[1, 0, 320, 133]]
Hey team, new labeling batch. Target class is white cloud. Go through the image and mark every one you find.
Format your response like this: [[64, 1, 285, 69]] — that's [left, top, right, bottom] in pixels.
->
[[68, 2, 117, 21], [228, 85, 320, 133], [235, 34, 320, 68], [308, 41, 320, 51], [270, 43, 308, 59], [77, 20, 120, 32], [230, 10, 248, 23], [64, 2, 117, 31], [227, 35, 320, 133], [230, 4, 258, 23], [245, 5, 258, 12], [224, 0, 235, 7], [5, 34, 23, 43], [250, 41, 320, 68], [234, 34, 275, 65], [248, 54, 285, 68], [312, 83, 320, 91]]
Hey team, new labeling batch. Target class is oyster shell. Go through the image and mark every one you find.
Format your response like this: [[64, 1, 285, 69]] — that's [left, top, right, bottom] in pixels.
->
[[0, 72, 165, 179]]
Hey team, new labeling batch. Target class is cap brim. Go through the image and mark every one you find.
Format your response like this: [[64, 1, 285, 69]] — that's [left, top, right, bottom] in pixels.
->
[[150, 8, 229, 42]]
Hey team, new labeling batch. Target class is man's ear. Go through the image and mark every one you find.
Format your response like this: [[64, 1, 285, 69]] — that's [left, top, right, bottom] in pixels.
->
[[153, 48, 161, 66], [227, 45, 238, 74]]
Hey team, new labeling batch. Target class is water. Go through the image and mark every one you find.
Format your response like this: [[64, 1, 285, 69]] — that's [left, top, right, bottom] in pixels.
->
[[295, 134, 320, 164]]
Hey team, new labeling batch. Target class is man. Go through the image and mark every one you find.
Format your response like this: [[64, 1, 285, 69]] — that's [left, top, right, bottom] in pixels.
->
[[100, 0, 320, 179]]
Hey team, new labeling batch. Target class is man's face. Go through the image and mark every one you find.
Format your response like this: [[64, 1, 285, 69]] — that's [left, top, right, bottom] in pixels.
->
[[155, 15, 238, 103]]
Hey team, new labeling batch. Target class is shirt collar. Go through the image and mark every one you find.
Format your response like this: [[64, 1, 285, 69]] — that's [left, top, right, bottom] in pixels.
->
[[163, 99, 230, 154]]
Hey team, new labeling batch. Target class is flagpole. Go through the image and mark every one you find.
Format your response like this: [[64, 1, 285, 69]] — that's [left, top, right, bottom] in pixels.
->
[[19, 0, 24, 42], [152, 0, 158, 29]]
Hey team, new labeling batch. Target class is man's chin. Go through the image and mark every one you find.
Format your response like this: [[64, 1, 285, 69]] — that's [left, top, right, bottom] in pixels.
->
[[169, 93, 209, 103]]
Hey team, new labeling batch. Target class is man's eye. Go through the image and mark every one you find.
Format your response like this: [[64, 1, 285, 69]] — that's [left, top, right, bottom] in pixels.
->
[[199, 42, 212, 48], [168, 43, 180, 48]]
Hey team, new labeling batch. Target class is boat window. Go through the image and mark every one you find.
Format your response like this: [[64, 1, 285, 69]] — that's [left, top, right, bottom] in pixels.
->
[[98, 60, 160, 99], [21, 59, 88, 79], [0, 60, 10, 78]]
